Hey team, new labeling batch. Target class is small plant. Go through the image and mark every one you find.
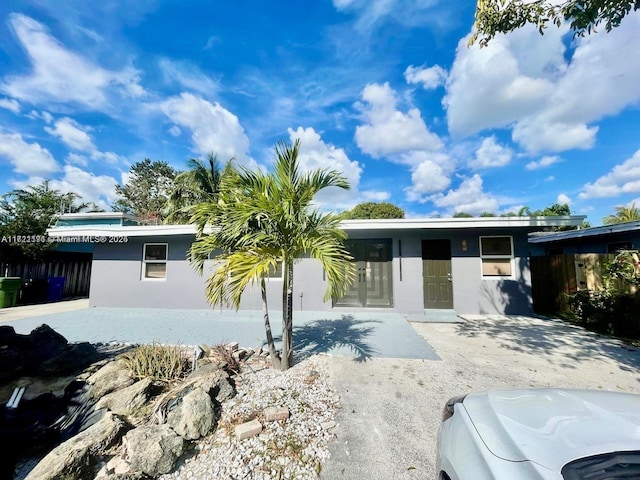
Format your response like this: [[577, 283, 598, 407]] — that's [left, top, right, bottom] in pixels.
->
[[210, 343, 242, 374], [123, 342, 188, 382]]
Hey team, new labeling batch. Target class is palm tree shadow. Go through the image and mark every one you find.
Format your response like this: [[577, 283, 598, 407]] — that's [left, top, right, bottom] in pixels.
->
[[274, 314, 381, 363]]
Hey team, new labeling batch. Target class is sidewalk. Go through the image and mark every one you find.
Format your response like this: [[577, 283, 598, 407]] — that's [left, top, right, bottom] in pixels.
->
[[0, 298, 89, 323]]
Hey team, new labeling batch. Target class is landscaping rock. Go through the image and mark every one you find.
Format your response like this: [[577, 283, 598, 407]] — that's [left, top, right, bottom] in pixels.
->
[[123, 424, 185, 477], [166, 386, 216, 440], [87, 359, 135, 399], [24, 411, 130, 480], [38, 342, 102, 377], [185, 362, 235, 402], [95, 378, 155, 420]]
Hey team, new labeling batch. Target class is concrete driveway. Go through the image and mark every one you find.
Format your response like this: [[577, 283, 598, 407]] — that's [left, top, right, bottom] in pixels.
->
[[320, 315, 640, 480], [0, 300, 439, 361]]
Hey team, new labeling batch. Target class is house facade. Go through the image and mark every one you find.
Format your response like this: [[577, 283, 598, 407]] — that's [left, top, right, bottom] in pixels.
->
[[48, 215, 586, 315]]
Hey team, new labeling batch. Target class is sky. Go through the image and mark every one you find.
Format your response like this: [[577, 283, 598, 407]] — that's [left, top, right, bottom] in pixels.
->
[[0, 1, 639, 226]]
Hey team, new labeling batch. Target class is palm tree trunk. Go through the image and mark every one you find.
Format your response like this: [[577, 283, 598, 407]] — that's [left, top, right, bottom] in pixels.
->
[[261, 277, 281, 370], [281, 261, 294, 370]]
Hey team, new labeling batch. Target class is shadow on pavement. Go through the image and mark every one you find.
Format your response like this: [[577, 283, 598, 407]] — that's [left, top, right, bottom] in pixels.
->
[[457, 315, 640, 373], [275, 314, 381, 363]]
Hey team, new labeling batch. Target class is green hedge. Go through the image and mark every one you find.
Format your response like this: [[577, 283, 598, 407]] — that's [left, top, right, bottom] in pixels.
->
[[567, 290, 640, 339]]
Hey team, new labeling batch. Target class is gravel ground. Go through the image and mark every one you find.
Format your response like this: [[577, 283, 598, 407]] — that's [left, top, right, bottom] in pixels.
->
[[320, 315, 640, 480], [159, 354, 340, 480]]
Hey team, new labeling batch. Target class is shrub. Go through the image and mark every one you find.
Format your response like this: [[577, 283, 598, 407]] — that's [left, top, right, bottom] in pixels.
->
[[123, 342, 189, 382], [567, 290, 640, 339]]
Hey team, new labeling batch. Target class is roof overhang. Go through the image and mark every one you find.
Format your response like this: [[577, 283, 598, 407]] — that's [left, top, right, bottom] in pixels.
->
[[339, 216, 587, 230], [529, 220, 640, 244]]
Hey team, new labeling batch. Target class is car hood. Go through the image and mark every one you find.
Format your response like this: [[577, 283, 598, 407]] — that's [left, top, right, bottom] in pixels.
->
[[462, 389, 640, 472]]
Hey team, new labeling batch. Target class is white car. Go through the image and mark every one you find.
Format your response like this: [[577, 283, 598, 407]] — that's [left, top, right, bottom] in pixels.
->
[[436, 388, 640, 480]]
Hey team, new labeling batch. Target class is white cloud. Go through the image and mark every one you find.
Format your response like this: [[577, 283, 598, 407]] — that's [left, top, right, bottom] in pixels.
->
[[557, 193, 571, 205], [445, 13, 640, 153], [161, 93, 254, 167], [288, 126, 363, 209], [168, 125, 181, 137], [0, 98, 20, 113], [470, 136, 512, 169], [45, 117, 95, 151], [43, 116, 125, 164], [355, 82, 443, 158], [49, 165, 119, 210], [579, 149, 640, 199], [361, 190, 391, 202], [66, 153, 89, 167], [0, 131, 60, 176], [525, 155, 562, 170], [429, 174, 499, 215], [1, 14, 146, 110], [404, 159, 451, 202], [158, 59, 219, 96], [404, 64, 447, 89]]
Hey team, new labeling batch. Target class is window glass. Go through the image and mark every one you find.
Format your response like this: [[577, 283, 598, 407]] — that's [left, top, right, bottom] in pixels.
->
[[143, 244, 167, 280], [480, 236, 513, 278], [267, 261, 283, 279], [481, 259, 512, 276], [145, 244, 167, 261], [481, 237, 512, 256]]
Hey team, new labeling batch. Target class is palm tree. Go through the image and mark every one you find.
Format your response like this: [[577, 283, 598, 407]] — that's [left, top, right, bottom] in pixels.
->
[[163, 153, 231, 224], [603, 203, 640, 225], [189, 139, 356, 370]]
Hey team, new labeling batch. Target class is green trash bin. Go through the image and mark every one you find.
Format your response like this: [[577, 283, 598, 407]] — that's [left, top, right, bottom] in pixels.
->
[[0, 277, 22, 308]]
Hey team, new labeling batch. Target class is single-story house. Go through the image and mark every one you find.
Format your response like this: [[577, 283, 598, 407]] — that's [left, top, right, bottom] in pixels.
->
[[529, 221, 640, 255], [47, 213, 586, 316]]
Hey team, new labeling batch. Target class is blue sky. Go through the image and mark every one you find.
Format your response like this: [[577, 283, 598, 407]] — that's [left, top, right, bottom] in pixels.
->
[[0, 1, 639, 225]]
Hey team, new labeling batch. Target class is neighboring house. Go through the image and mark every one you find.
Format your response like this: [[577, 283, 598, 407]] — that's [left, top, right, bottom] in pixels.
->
[[47, 214, 586, 315], [528, 221, 640, 255]]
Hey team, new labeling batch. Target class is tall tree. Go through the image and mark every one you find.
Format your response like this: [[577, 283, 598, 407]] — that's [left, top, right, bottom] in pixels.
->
[[189, 139, 355, 370], [341, 202, 405, 219], [163, 153, 232, 224], [113, 159, 177, 224], [0, 180, 100, 259], [470, 0, 638, 47], [603, 203, 640, 225]]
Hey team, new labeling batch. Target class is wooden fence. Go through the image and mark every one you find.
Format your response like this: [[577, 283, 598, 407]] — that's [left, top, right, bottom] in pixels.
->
[[0, 252, 92, 302], [530, 254, 631, 314]]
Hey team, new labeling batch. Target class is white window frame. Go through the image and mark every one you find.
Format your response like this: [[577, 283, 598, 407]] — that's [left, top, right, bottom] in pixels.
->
[[142, 243, 168, 281], [479, 236, 514, 279]]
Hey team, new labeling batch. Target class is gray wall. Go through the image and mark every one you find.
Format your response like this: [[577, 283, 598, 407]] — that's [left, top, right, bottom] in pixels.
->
[[89, 229, 538, 315], [89, 235, 334, 311]]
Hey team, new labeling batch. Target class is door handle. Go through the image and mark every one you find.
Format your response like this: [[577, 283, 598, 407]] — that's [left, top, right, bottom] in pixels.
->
[[447, 273, 452, 282]]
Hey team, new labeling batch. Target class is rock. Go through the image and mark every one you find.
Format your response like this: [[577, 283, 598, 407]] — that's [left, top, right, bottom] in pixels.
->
[[166, 386, 217, 440], [24, 411, 130, 480], [184, 362, 236, 402], [87, 359, 135, 399], [95, 378, 155, 419], [235, 419, 262, 440], [123, 424, 185, 477], [29, 324, 69, 365], [227, 341, 239, 352], [38, 342, 102, 377], [264, 406, 290, 422]]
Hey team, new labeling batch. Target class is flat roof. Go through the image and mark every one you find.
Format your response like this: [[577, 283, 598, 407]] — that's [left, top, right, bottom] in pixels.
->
[[340, 216, 586, 230], [47, 215, 587, 239], [529, 220, 640, 243]]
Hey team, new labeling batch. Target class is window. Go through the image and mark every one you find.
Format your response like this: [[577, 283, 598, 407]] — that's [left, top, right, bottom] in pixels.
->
[[266, 261, 284, 279], [480, 236, 513, 278], [143, 243, 167, 280]]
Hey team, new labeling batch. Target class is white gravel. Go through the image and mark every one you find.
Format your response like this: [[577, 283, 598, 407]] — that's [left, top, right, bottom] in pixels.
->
[[159, 354, 339, 480]]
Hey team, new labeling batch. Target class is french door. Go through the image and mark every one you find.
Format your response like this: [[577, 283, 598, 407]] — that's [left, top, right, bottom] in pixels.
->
[[334, 239, 393, 308]]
